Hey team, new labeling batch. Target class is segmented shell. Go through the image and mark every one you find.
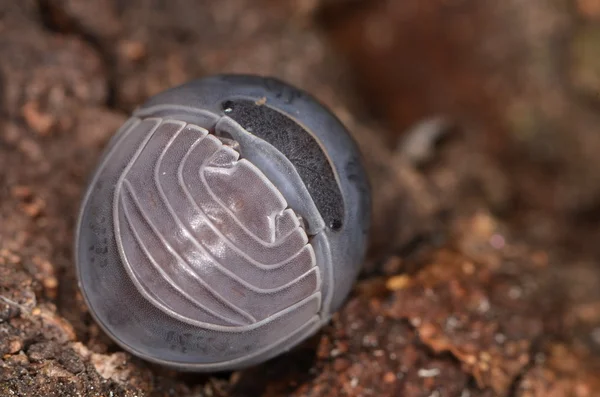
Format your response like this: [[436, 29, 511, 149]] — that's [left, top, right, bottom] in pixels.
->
[[75, 75, 371, 371], [115, 118, 321, 328]]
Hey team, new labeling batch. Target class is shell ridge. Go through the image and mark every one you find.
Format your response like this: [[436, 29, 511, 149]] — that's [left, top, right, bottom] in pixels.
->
[[152, 129, 318, 313], [203, 157, 289, 244], [215, 116, 327, 234], [313, 232, 335, 316], [113, 121, 258, 324], [199, 141, 303, 247], [163, 151, 315, 272], [121, 179, 257, 324], [198, 144, 307, 249], [118, 182, 246, 327], [157, 150, 320, 293], [175, 135, 300, 264], [112, 118, 162, 305], [136, 121, 320, 320], [179, 136, 308, 263]]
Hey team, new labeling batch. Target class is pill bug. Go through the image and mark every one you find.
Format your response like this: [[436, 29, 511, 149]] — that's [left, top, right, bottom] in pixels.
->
[[75, 74, 371, 371]]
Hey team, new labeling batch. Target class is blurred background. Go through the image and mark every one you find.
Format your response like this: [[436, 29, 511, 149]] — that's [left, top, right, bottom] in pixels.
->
[[1, 0, 600, 396]]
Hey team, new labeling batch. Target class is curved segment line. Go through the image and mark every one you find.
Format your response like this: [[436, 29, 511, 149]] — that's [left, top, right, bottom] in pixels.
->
[[153, 125, 319, 293], [95, 117, 324, 335], [109, 118, 254, 327], [183, 135, 303, 248], [315, 234, 334, 315], [119, 188, 245, 327], [126, 172, 323, 332], [100, 117, 142, 163], [122, 175, 257, 324], [132, 106, 328, 236], [200, 146, 303, 246], [202, 153, 297, 243], [112, 118, 162, 303], [162, 127, 310, 270], [133, 105, 220, 128], [177, 136, 306, 261]]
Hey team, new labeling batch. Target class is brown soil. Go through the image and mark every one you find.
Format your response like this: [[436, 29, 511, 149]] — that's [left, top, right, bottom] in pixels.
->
[[1, 0, 599, 396]]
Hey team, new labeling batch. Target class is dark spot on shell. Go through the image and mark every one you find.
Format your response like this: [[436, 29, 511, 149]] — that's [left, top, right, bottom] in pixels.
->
[[330, 219, 343, 231], [222, 100, 234, 114]]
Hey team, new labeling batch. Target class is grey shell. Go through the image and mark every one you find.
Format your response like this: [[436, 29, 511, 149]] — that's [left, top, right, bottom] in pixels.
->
[[75, 74, 371, 371]]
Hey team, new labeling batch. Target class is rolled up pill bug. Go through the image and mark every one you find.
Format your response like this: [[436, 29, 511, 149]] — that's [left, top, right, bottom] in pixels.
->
[[75, 74, 371, 371]]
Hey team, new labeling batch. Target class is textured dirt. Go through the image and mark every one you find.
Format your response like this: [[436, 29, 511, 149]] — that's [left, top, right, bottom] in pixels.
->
[[1, 0, 600, 396]]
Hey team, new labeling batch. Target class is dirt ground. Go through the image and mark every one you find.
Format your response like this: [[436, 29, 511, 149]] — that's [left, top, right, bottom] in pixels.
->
[[1, 0, 600, 396]]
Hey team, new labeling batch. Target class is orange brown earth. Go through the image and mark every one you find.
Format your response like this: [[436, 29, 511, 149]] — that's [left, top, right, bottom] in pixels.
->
[[1, 0, 600, 396]]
